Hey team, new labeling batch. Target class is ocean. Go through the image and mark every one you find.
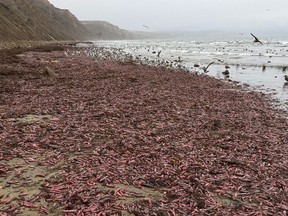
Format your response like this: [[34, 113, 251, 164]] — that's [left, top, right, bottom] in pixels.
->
[[90, 32, 288, 112]]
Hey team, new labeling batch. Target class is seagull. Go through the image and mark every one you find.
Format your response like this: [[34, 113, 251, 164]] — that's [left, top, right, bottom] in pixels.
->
[[214, 58, 224, 63], [250, 33, 263, 45], [202, 61, 214, 73]]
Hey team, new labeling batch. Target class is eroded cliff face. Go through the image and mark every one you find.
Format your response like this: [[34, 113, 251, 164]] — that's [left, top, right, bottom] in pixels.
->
[[0, 0, 92, 41]]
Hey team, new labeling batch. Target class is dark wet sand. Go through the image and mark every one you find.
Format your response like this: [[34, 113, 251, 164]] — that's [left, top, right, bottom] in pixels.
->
[[0, 43, 287, 215]]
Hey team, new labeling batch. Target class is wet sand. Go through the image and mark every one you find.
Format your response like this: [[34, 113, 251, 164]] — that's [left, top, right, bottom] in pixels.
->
[[0, 43, 287, 215], [208, 64, 288, 110]]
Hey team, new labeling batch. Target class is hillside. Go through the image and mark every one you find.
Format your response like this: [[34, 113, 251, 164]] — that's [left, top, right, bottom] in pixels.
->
[[82, 21, 136, 40], [0, 0, 91, 41]]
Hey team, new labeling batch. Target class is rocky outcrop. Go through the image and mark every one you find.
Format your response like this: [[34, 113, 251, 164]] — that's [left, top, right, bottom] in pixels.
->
[[0, 0, 91, 41]]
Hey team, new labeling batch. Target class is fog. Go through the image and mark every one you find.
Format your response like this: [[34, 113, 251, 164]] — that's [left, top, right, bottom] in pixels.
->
[[49, 0, 288, 33]]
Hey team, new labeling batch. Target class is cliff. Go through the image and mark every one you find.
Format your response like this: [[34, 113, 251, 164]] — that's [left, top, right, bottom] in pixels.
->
[[0, 0, 91, 41], [82, 21, 136, 40]]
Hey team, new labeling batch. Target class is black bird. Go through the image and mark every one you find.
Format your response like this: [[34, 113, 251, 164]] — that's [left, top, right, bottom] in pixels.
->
[[250, 33, 263, 45], [222, 69, 230, 76]]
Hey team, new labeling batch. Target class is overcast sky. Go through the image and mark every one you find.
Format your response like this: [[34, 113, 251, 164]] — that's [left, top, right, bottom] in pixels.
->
[[49, 0, 288, 33]]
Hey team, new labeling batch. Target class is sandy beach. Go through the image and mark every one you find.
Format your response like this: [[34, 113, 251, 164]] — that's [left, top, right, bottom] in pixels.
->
[[0, 43, 287, 215]]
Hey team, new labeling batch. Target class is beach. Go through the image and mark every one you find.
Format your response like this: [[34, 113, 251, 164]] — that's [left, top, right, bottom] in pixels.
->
[[0, 43, 287, 215], [93, 36, 288, 111]]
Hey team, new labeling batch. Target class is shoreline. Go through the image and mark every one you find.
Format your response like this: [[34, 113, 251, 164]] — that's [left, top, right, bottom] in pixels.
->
[[0, 43, 287, 215], [92, 39, 288, 112]]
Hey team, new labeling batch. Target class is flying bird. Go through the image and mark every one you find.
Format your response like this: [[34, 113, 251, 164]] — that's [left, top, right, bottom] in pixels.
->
[[250, 33, 263, 45], [202, 61, 214, 73], [142, 25, 149, 29]]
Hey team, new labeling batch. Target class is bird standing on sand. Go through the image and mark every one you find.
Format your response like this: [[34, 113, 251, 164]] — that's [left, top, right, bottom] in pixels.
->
[[222, 69, 230, 76], [250, 33, 263, 45]]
